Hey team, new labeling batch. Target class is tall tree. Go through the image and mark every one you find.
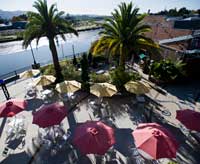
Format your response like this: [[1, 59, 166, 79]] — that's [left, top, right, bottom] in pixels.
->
[[23, 0, 78, 82], [80, 53, 90, 91], [90, 2, 158, 69]]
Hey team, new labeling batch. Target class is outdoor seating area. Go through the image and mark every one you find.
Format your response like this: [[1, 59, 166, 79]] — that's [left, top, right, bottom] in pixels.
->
[[0, 70, 200, 164]]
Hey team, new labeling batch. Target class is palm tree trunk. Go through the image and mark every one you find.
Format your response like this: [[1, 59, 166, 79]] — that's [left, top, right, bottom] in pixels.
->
[[49, 37, 63, 83]]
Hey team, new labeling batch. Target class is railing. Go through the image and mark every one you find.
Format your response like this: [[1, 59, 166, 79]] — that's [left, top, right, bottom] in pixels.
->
[[0, 51, 86, 82]]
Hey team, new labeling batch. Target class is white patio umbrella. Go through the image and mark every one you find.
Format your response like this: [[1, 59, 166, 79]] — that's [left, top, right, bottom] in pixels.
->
[[33, 75, 56, 86]]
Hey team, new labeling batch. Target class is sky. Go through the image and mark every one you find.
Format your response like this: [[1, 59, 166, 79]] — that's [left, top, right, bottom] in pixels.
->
[[0, 0, 199, 15]]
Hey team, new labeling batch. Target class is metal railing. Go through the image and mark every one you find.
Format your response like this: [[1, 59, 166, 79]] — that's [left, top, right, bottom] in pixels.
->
[[0, 51, 86, 82]]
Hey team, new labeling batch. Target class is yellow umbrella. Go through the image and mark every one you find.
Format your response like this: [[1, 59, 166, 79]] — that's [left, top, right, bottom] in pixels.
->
[[55, 80, 81, 93], [20, 69, 40, 78], [124, 81, 150, 95], [90, 83, 117, 97], [33, 75, 56, 86]]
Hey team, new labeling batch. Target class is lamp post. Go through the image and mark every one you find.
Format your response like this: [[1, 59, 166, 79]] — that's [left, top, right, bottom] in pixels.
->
[[30, 43, 37, 65], [30, 43, 40, 69], [72, 44, 75, 56], [61, 43, 64, 58], [0, 80, 10, 100]]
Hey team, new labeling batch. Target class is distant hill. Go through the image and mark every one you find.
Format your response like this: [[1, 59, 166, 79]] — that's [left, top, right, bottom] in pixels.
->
[[0, 10, 27, 19], [0, 9, 108, 20]]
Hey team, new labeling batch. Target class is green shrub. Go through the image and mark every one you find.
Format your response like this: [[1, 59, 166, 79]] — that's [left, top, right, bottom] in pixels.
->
[[110, 67, 130, 91], [110, 67, 141, 91], [41, 64, 55, 75], [90, 73, 110, 83], [88, 52, 93, 66], [41, 61, 81, 81], [62, 64, 81, 81], [129, 72, 141, 81], [150, 59, 186, 82], [92, 55, 107, 68]]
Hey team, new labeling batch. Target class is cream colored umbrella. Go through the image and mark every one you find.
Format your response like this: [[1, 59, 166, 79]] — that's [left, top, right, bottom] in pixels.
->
[[55, 80, 81, 93], [124, 81, 150, 95], [20, 69, 40, 78], [90, 83, 117, 97], [33, 75, 56, 86]]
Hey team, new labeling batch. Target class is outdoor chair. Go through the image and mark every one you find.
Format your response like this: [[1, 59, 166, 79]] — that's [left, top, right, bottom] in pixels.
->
[[6, 128, 16, 143], [61, 93, 69, 101], [136, 96, 145, 103], [32, 137, 42, 148], [68, 149, 78, 164], [41, 94, 50, 104], [43, 140, 52, 150], [18, 138, 26, 150], [128, 146, 146, 164], [179, 124, 190, 137], [63, 131, 71, 141]]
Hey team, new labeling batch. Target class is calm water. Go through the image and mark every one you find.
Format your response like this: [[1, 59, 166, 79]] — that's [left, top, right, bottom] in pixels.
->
[[0, 30, 100, 76]]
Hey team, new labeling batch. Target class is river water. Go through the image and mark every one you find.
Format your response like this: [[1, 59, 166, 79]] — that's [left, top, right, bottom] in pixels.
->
[[0, 30, 100, 76]]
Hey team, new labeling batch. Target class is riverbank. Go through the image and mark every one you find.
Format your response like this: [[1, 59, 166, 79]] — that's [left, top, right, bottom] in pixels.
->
[[0, 29, 100, 76], [0, 26, 102, 43]]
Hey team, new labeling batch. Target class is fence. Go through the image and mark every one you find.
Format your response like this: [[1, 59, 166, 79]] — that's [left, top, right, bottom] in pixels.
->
[[0, 51, 86, 82]]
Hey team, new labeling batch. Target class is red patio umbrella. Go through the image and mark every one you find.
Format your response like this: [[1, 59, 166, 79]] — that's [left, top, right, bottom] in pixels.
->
[[32, 103, 67, 128], [132, 123, 179, 160], [73, 121, 115, 155], [0, 99, 27, 117], [176, 109, 200, 132]]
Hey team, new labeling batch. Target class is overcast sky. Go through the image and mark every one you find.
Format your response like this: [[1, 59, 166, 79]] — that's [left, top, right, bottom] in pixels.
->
[[0, 0, 199, 15]]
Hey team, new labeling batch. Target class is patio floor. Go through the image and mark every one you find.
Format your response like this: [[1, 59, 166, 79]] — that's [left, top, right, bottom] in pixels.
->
[[0, 78, 200, 164]]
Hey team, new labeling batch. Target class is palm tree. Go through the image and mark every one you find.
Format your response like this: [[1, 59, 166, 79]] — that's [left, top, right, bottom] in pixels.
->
[[23, 0, 78, 82], [90, 2, 158, 69]]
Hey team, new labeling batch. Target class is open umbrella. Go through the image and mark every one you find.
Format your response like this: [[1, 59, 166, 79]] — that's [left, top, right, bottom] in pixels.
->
[[73, 121, 115, 155], [90, 83, 117, 97], [20, 69, 40, 79], [124, 81, 150, 95], [33, 75, 56, 86], [0, 99, 27, 117], [55, 80, 81, 93], [176, 109, 200, 132], [32, 102, 67, 128], [132, 123, 179, 160]]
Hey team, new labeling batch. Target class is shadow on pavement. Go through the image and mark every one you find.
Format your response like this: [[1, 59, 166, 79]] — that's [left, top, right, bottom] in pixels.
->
[[26, 98, 44, 112], [114, 128, 134, 157], [1, 151, 30, 164]]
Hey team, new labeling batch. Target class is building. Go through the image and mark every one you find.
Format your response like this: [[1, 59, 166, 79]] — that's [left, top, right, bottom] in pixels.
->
[[12, 21, 27, 29], [143, 15, 192, 42], [174, 17, 200, 30], [143, 15, 200, 77], [0, 23, 12, 31], [159, 31, 200, 77]]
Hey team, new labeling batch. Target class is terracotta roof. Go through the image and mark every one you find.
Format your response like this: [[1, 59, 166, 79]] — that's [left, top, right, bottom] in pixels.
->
[[143, 15, 192, 42]]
